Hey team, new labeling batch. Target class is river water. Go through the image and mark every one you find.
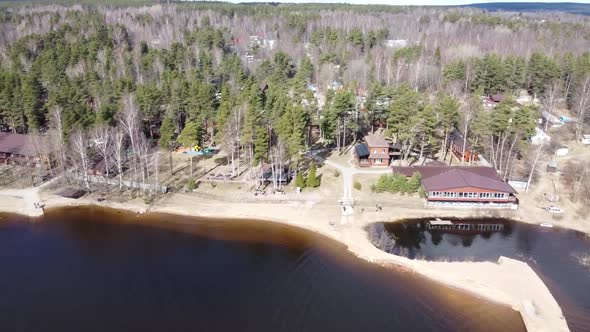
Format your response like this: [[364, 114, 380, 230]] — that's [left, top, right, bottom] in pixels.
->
[[368, 218, 590, 332], [0, 207, 525, 332]]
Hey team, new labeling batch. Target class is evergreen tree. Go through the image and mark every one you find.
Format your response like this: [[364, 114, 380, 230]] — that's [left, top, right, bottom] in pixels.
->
[[159, 116, 176, 147], [177, 121, 203, 148], [277, 104, 308, 157], [327, 89, 356, 147], [0, 72, 24, 132], [269, 52, 295, 85], [504, 55, 526, 92], [292, 57, 314, 99], [254, 126, 269, 163], [435, 94, 460, 153], [443, 60, 466, 84], [387, 85, 421, 142], [434, 46, 442, 67], [21, 72, 43, 132], [295, 171, 306, 188], [415, 104, 439, 159], [348, 28, 364, 51], [159, 116, 177, 175], [472, 54, 505, 94], [136, 83, 163, 119], [306, 162, 319, 188], [215, 83, 233, 141], [188, 81, 216, 122], [528, 52, 560, 97]]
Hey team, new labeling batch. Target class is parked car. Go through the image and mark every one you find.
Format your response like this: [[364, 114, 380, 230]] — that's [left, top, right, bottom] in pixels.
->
[[545, 206, 564, 214]]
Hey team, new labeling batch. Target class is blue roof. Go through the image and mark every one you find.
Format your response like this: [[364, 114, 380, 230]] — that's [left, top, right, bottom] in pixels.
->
[[355, 143, 369, 157]]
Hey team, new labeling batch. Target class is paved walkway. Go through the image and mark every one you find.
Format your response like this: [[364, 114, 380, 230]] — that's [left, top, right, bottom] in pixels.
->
[[310, 148, 390, 202]]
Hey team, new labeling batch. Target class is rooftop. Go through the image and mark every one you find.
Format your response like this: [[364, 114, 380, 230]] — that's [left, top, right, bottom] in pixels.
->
[[354, 143, 369, 157], [0, 132, 40, 157], [490, 94, 504, 102], [392, 166, 516, 194], [422, 166, 515, 193], [364, 134, 389, 148], [542, 111, 563, 124]]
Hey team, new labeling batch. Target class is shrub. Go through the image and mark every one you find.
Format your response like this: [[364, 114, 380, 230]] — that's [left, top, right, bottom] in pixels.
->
[[143, 195, 154, 205], [418, 186, 427, 198], [187, 179, 196, 191], [408, 172, 422, 192], [333, 169, 340, 177], [392, 174, 408, 192], [353, 181, 362, 191], [373, 173, 422, 194], [374, 174, 392, 193]]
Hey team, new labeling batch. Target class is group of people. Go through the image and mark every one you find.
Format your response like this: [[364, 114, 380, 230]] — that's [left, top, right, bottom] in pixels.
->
[[33, 202, 44, 210]]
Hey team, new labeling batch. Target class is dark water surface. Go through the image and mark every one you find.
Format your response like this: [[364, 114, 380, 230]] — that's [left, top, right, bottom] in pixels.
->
[[0, 207, 525, 332], [368, 219, 590, 332]]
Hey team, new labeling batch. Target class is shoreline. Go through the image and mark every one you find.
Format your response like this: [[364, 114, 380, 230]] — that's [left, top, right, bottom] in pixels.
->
[[1, 191, 571, 332]]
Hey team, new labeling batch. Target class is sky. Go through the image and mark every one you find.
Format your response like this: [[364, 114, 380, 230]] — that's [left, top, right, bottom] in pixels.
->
[[226, 0, 590, 5]]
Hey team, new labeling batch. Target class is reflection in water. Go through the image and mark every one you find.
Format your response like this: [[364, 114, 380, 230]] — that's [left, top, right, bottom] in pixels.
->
[[368, 218, 590, 332], [0, 208, 525, 332]]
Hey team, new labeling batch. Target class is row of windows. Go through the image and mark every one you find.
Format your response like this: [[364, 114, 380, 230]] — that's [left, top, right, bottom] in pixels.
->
[[427, 223, 504, 231], [430, 191, 508, 199], [480, 192, 508, 199], [430, 191, 458, 198]]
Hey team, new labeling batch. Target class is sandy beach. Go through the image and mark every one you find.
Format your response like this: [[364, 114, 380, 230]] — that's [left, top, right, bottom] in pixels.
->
[[0, 187, 572, 332]]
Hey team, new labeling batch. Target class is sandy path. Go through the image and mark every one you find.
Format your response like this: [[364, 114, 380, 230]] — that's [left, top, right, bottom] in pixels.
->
[[0, 187, 43, 216], [318, 154, 392, 202]]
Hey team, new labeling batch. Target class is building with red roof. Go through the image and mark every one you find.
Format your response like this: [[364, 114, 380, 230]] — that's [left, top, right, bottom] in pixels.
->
[[0, 132, 48, 167], [354, 134, 402, 167], [391, 165, 518, 209]]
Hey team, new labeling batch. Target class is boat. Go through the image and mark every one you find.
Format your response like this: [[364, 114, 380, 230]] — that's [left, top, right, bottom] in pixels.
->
[[539, 223, 554, 228]]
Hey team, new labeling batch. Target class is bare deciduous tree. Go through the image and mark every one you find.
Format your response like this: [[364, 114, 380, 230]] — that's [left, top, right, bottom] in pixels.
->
[[573, 75, 590, 140], [112, 126, 126, 190], [70, 129, 90, 190], [92, 124, 112, 179], [459, 96, 480, 165], [49, 106, 67, 176], [525, 142, 544, 193], [117, 94, 141, 184], [542, 79, 563, 116]]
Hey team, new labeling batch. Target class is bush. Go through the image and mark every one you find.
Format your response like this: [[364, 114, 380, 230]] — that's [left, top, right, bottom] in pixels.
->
[[187, 179, 196, 191], [408, 172, 422, 192], [373, 173, 422, 194], [353, 181, 362, 191], [143, 195, 154, 205], [333, 169, 340, 177], [418, 186, 427, 198]]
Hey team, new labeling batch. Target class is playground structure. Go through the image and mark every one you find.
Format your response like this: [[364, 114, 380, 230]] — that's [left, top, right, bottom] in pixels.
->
[[175, 145, 217, 157]]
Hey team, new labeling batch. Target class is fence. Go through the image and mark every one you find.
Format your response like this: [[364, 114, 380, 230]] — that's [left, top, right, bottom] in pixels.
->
[[72, 174, 168, 193]]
